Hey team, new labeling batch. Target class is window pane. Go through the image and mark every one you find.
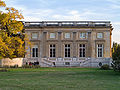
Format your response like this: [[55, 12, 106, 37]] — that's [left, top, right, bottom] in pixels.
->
[[65, 44, 70, 57], [50, 33, 55, 38], [65, 62, 70, 65], [68, 44, 70, 47], [65, 33, 70, 38], [32, 48, 35, 57], [83, 49, 85, 57], [97, 44, 103, 57], [50, 45, 52, 47], [79, 44, 85, 57], [32, 33, 38, 39], [65, 44, 67, 47], [80, 49, 82, 57], [53, 45, 55, 47], [80, 33, 86, 38], [50, 44, 56, 57], [83, 44, 85, 47], [97, 33, 103, 38], [36, 48, 38, 57], [32, 45, 38, 58]]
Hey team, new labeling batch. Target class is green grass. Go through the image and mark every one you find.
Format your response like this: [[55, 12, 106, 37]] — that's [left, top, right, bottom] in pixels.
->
[[0, 68, 120, 90]]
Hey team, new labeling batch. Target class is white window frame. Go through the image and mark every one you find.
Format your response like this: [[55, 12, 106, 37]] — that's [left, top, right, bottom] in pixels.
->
[[65, 33, 70, 38], [97, 33, 103, 39], [49, 44, 56, 57], [32, 45, 38, 58], [65, 44, 70, 57], [79, 44, 86, 57], [97, 44, 103, 58], [80, 32, 86, 39], [32, 33, 38, 39], [50, 33, 55, 38]]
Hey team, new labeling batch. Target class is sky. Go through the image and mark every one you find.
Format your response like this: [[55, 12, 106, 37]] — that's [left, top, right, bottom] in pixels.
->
[[3, 0, 120, 43]]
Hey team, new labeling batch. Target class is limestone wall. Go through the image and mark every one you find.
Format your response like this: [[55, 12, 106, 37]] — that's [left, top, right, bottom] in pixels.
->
[[0, 58, 23, 67]]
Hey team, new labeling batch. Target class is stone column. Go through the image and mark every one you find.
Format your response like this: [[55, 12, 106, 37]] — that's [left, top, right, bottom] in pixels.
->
[[58, 31, 62, 58], [42, 31, 47, 58], [87, 31, 92, 58], [73, 32, 77, 58]]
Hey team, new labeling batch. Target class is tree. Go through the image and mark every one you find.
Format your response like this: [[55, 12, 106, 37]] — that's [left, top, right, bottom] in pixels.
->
[[0, 0, 30, 59], [112, 42, 120, 71]]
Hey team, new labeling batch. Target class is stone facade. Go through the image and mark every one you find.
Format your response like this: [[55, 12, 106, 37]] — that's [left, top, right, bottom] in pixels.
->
[[23, 21, 113, 67]]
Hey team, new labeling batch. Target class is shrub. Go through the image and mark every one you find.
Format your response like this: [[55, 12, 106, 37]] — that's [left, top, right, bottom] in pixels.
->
[[111, 60, 120, 72], [10, 64, 18, 68], [0, 68, 8, 72], [100, 64, 110, 70], [22, 65, 41, 68], [3, 65, 10, 68], [34, 65, 41, 68]]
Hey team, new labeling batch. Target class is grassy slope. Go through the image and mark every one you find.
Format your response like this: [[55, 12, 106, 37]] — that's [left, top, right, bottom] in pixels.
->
[[0, 68, 120, 90]]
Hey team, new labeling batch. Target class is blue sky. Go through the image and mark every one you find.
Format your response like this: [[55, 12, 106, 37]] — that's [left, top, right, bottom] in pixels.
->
[[3, 0, 120, 43]]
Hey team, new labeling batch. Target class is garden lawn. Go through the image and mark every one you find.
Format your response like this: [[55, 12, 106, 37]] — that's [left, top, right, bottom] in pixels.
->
[[0, 68, 120, 90]]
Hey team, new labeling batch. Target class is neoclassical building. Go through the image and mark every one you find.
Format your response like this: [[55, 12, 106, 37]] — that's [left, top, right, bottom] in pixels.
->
[[23, 21, 113, 67]]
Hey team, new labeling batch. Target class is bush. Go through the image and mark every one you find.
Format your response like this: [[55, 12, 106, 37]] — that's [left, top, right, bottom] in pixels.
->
[[2, 65, 19, 68], [3, 65, 10, 68], [100, 64, 110, 70], [0, 68, 8, 72], [22, 65, 41, 68], [111, 60, 120, 72], [10, 64, 18, 68]]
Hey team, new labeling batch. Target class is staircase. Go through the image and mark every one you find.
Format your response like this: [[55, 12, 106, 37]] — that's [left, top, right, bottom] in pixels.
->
[[79, 59, 91, 67], [40, 58, 53, 67]]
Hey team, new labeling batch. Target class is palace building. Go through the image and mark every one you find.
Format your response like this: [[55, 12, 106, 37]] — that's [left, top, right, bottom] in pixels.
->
[[23, 21, 113, 67]]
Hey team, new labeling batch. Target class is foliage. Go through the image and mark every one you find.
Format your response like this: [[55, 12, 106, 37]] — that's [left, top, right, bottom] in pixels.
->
[[22, 65, 41, 68], [112, 42, 120, 60], [112, 42, 120, 71], [0, 0, 31, 59], [111, 60, 120, 72], [1, 64, 18, 68], [0, 68, 8, 72], [100, 64, 110, 70]]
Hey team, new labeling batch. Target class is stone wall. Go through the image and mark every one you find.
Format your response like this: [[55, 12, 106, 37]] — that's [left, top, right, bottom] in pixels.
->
[[0, 58, 23, 67]]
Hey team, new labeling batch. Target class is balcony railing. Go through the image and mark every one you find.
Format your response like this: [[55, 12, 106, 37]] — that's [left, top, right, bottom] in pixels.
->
[[24, 21, 111, 27]]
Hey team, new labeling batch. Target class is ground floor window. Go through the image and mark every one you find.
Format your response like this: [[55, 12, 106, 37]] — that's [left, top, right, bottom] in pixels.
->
[[65, 44, 70, 57], [32, 45, 38, 57], [50, 44, 56, 57], [65, 62, 70, 65], [79, 44, 86, 57], [97, 44, 103, 57]]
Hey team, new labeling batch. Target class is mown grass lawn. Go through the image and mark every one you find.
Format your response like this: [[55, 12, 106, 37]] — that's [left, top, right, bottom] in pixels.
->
[[0, 68, 120, 90]]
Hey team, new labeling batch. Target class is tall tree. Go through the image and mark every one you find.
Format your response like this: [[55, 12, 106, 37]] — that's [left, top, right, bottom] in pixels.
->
[[112, 42, 120, 71], [0, 0, 30, 59]]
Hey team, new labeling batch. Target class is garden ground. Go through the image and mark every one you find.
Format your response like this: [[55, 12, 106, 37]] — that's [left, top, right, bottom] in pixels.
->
[[0, 68, 120, 90]]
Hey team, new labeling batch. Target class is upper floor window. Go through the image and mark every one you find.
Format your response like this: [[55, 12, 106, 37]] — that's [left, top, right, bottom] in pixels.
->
[[32, 33, 38, 39], [79, 44, 86, 57], [97, 33, 103, 38], [65, 33, 70, 38], [50, 33, 55, 38], [65, 44, 70, 57], [80, 32, 87, 39], [97, 44, 103, 58], [50, 44, 56, 57], [32, 45, 38, 57]]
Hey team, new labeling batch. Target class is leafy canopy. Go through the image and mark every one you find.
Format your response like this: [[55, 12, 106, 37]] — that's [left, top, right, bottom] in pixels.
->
[[0, 0, 30, 59]]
